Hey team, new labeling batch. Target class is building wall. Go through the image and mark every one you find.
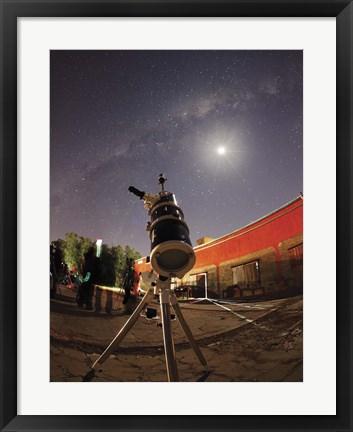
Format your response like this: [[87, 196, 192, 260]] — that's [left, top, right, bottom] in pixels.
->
[[218, 247, 278, 292], [180, 264, 218, 294], [278, 234, 303, 292], [134, 197, 303, 299]]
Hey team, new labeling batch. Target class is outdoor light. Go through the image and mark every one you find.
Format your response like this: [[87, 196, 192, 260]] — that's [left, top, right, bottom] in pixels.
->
[[96, 239, 102, 258]]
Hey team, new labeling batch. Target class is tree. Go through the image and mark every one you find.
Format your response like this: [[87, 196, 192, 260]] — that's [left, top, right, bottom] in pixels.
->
[[111, 245, 141, 287], [79, 236, 94, 261], [98, 244, 116, 286], [124, 245, 141, 262], [63, 232, 81, 270], [113, 245, 125, 287], [50, 239, 64, 275], [62, 233, 95, 271], [52, 238, 65, 254], [53, 232, 142, 287]]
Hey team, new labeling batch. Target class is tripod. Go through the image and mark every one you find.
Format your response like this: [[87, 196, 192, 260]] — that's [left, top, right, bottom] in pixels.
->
[[92, 273, 209, 382]]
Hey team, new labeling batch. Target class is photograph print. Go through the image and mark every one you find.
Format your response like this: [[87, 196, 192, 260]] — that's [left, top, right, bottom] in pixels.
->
[[50, 50, 303, 382]]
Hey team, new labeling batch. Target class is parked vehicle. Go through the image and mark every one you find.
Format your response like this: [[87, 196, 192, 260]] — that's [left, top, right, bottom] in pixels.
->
[[62, 274, 81, 290]]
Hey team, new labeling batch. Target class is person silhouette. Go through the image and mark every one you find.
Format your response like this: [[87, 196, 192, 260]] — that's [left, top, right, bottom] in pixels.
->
[[77, 246, 99, 310]]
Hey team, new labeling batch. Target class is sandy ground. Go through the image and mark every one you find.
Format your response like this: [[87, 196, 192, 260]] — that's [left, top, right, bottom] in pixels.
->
[[50, 290, 303, 382]]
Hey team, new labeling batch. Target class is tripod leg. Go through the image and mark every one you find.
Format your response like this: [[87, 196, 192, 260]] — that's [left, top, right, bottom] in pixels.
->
[[170, 291, 209, 371], [92, 288, 155, 370], [160, 288, 179, 382]]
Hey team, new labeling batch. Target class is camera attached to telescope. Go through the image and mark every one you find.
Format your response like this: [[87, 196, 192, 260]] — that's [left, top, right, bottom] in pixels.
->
[[128, 174, 195, 279]]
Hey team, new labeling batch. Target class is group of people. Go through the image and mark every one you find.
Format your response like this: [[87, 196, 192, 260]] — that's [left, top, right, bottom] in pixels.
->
[[77, 251, 140, 312], [50, 244, 99, 309], [50, 243, 140, 313]]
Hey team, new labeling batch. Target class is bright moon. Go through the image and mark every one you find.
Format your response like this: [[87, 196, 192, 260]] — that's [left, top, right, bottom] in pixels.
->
[[217, 146, 226, 155]]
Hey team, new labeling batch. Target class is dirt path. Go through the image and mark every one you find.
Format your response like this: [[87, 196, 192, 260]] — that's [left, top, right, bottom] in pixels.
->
[[50, 296, 302, 382]]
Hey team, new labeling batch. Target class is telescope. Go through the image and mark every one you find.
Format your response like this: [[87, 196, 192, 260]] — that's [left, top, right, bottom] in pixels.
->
[[128, 174, 196, 278], [92, 175, 208, 382]]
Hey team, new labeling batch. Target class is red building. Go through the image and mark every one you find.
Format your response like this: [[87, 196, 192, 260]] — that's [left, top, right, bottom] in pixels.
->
[[135, 196, 303, 300]]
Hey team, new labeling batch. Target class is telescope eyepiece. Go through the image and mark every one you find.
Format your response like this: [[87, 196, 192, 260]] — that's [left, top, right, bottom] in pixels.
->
[[128, 186, 145, 199]]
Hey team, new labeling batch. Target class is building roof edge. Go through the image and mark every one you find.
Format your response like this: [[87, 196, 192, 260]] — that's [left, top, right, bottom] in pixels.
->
[[135, 195, 303, 261], [193, 195, 303, 251]]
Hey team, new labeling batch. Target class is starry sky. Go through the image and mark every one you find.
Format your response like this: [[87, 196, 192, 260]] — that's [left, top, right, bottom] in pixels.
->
[[50, 50, 302, 257]]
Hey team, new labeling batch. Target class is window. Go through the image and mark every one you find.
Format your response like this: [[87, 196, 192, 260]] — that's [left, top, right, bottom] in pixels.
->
[[232, 261, 260, 289], [288, 243, 303, 267], [188, 273, 208, 298]]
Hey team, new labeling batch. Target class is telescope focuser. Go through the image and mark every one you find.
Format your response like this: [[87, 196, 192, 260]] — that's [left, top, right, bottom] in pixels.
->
[[128, 186, 145, 199]]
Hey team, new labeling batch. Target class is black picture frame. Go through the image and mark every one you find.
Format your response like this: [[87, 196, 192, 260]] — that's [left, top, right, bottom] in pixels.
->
[[1, 1, 352, 431]]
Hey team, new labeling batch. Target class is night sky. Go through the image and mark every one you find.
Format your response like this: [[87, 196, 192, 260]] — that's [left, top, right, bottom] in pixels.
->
[[50, 50, 302, 257]]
